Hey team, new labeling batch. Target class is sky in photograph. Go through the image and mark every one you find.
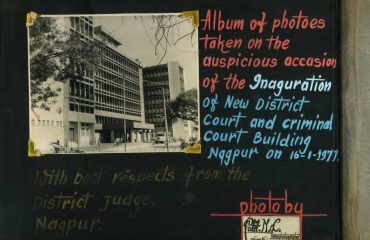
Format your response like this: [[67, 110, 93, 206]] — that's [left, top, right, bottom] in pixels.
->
[[94, 15, 199, 90]]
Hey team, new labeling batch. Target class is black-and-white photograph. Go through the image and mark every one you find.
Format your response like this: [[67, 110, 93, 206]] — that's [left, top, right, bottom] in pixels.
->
[[28, 14, 199, 154]]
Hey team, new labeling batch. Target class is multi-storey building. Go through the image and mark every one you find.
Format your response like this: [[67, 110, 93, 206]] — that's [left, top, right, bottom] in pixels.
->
[[66, 17, 96, 147], [93, 25, 154, 144], [29, 17, 154, 152], [143, 61, 190, 140]]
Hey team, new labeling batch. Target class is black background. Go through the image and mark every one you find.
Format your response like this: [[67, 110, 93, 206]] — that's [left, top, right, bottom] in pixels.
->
[[0, 0, 340, 239]]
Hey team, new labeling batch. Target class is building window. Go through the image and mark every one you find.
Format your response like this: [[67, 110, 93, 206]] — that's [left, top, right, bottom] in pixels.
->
[[76, 18, 80, 32], [42, 120, 45, 126], [70, 17, 75, 29], [31, 119, 35, 126]]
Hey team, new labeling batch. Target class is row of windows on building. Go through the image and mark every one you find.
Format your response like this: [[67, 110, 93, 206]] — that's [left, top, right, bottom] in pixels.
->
[[95, 80, 140, 98], [143, 79, 170, 87], [124, 79, 140, 92], [154, 123, 165, 129], [70, 101, 141, 117], [69, 100, 142, 116], [31, 119, 63, 127], [95, 69, 140, 90], [96, 116, 131, 125], [144, 87, 171, 97], [68, 100, 142, 117], [95, 93, 140, 109], [69, 79, 143, 115], [95, 75, 140, 94], [143, 68, 168, 78], [95, 105, 141, 117], [68, 87, 141, 116], [70, 80, 94, 100], [144, 96, 169, 106], [100, 58, 140, 81], [146, 115, 165, 124], [70, 17, 94, 39], [145, 106, 165, 115], [98, 44, 140, 72], [75, 64, 94, 80], [69, 102, 94, 114]]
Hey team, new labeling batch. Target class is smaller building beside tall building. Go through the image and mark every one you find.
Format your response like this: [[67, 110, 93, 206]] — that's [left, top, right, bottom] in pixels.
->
[[143, 61, 191, 141]]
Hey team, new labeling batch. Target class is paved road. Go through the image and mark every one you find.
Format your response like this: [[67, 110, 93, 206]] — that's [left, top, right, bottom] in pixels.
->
[[80, 142, 182, 153]]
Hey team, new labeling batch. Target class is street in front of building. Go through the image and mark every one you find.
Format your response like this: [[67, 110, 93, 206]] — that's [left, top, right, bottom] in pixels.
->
[[45, 142, 184, 154]]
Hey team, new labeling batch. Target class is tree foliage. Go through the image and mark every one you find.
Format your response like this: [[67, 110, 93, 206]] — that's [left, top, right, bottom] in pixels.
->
[[136, 15, 196, 65], [29, 17, 99, 112], [168, 88, 198, 124]]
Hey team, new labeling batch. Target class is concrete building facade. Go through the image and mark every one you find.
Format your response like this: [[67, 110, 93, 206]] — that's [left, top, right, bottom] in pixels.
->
[[29, 17, 154, 152], [143, 61, 190, 141], [93, 25, 154, 144]]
